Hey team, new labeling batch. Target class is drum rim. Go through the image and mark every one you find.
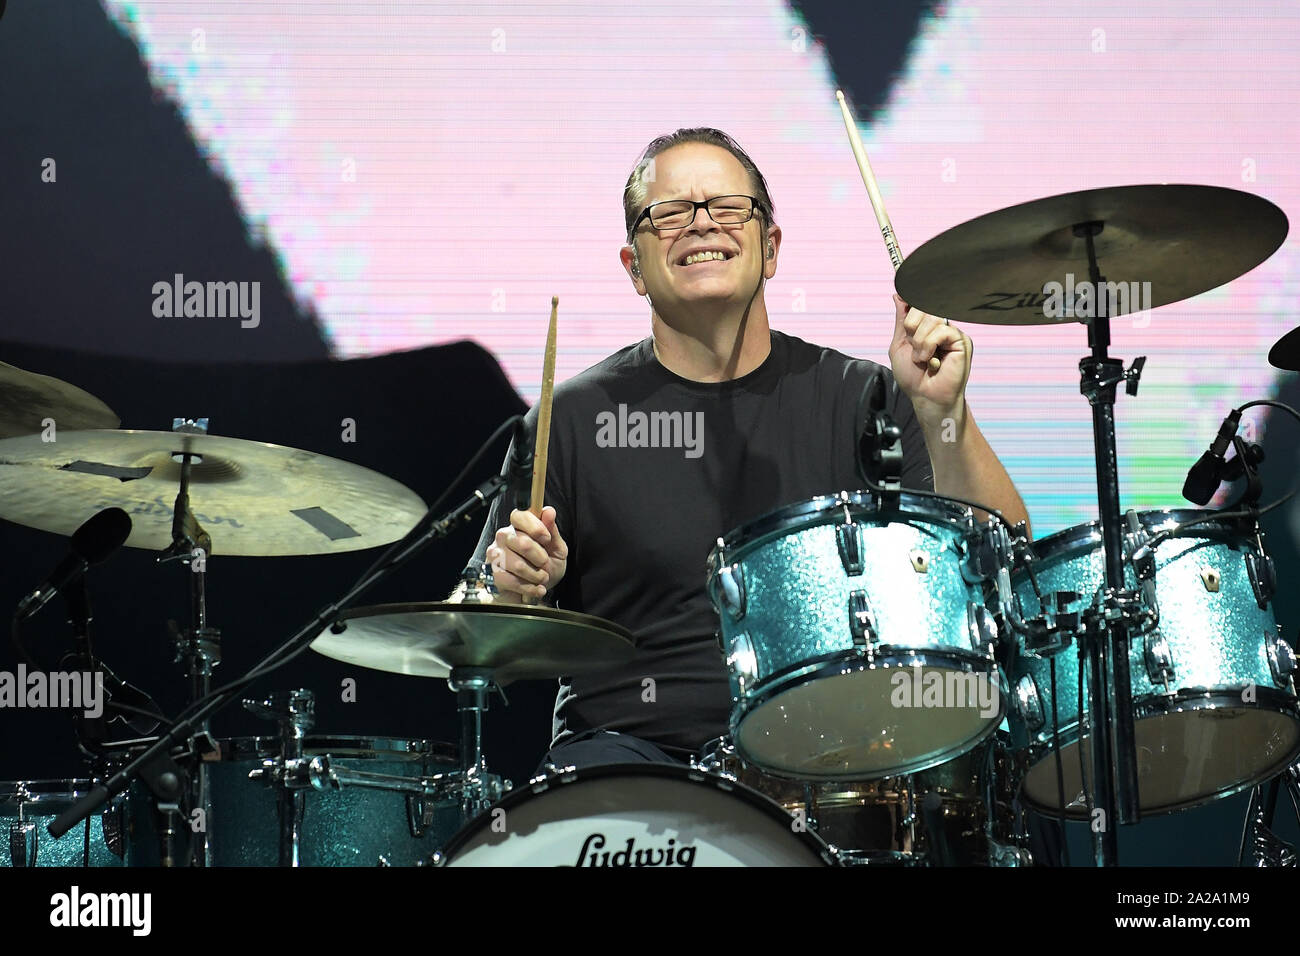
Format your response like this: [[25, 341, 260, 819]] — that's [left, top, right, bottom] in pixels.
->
[[709, 490, 976, 566], [1027, 508, 1250, 561], [432, 761, 838, 866], [0, 778, 118, 808], [1018, 688, 1300, 816], [730, 651, 1005, 780], [219, 734, 457, 762]]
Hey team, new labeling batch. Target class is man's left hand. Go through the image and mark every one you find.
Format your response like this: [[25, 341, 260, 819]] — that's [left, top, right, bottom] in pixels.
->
[[888, 293, 972, 425]]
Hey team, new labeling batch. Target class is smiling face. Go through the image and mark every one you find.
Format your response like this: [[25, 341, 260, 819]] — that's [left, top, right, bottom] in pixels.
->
[[622, 142, 779, 318]]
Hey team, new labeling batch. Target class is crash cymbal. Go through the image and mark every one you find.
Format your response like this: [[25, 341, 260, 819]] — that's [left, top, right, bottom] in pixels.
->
[[0, 361, 119, 438], [894, 185, 1288, 325], [311, 602, 636, 683], [0, 429, 425, 556], [1268, 326, 1300, 371]]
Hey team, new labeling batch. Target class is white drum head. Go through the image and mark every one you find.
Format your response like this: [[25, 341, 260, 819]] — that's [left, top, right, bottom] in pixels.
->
[[438, 764, 833, 867]]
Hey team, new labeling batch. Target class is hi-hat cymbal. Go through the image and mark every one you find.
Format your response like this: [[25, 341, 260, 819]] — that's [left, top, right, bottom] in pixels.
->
[[0, 429, 426, 556], [1269, 326, 1300, 371], [311, 602, 636, 683], [894, 185, 1288, 325], [0, 361, 119, 438]]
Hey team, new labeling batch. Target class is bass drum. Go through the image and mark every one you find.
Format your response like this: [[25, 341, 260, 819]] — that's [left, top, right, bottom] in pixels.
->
[[432, 763, 837, 867]]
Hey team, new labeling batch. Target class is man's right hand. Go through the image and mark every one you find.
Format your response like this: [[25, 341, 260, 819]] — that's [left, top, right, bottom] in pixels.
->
[[484, 506, 568, 603]]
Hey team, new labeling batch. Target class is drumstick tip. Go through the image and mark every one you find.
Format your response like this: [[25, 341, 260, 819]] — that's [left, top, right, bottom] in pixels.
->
[[835, 89, 846, 104], [551, 295, 558, 308]]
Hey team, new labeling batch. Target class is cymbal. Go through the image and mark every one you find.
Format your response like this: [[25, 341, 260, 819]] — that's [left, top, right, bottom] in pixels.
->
[[1269, 326, 1300, 371], [894, 185, 1288, 325], [311, 602, 636, 683], [0, 429, 426, 556], [0, 361, 119, 438]]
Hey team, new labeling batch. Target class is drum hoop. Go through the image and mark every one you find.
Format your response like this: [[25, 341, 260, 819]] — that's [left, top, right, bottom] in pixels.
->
[[710, 491, 975, 567], [1024, 690, 1300, 816], [219, 735, 455, 762], [0, 778, 112, 809], [434, 761, 835, 864], [1030, 508, 1251, 562]]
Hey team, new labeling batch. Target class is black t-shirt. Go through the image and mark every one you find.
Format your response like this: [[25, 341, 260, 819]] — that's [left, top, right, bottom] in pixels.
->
[[469, 329, 934, 759]]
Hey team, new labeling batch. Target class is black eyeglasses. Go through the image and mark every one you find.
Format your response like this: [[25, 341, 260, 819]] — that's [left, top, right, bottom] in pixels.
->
[[631, 195, 762, 235]]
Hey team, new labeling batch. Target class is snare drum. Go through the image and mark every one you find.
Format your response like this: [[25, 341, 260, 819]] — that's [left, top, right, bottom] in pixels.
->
[[1, 780, 128, 867], [1006, 510, 1300, 815], [432, 763, 837, 866], [696, 736, 1029, 866], [708, 491, 1006, 779], [129, 736, 494, 866]]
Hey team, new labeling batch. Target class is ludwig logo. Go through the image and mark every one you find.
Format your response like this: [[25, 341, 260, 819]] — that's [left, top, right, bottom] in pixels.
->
[[571, 833, 697, 867]]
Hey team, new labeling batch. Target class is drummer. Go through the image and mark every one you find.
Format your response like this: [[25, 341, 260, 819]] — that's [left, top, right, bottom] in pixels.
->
[[461, 127, 1029, 772]]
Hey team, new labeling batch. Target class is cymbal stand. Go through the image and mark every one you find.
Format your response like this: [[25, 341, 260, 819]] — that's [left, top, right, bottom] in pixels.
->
[[1072, 220, 1148, 865], [157, 417, 221, 866]]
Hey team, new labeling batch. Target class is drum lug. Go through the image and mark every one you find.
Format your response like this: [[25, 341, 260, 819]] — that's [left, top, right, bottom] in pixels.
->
[[909, 549, 930, 574], [1013, 675, 1044, 732], [848, 590, 878, 649], [1267, 629, 1296, 688], [836, 522, 864, 575], [8, 821, 38, 867], [1143, 630, 1175, 687], [717, 563, 747, 620], [1246, 552, 1276, 610], [725, 631, 759, 691], [101, 798, 127, 860], [406, 792, 434, 838], [1198, 566, 1221, 593], [967, 602, 998, 656]]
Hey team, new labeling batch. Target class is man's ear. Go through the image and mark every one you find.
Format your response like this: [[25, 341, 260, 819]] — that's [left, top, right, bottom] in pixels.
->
[[764, 224, 782, 279], [620, 243, 646, 295]]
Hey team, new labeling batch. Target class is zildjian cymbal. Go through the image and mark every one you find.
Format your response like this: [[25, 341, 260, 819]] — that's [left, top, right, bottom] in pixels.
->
[[0, 361, 119, 438], [894, 185, 1287, 325], [311, 602, 636, 683], [0, 429, 426, 556]]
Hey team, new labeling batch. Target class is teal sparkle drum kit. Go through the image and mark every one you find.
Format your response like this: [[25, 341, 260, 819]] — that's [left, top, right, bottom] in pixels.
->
[[4, 182, 1300, 868]]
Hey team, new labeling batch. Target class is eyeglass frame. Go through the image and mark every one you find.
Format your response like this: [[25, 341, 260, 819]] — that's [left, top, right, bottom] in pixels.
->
[[628, 194, 769, 241]]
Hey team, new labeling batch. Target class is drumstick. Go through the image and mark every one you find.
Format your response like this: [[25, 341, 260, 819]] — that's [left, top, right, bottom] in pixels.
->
[[835, 89, 942, 373], [529, 296, 558, 516]]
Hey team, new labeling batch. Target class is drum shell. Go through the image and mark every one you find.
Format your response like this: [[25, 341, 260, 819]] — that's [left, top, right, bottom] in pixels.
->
[[709, 491, 1004, 778], [0, 779, 128, 867], [127, 735, 479, 866], [1006, 510, 1300, 814], [696, 737, 1021, 866]]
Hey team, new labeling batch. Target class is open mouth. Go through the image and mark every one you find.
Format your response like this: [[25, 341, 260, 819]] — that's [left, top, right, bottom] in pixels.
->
[[676, 249, 735, 266]]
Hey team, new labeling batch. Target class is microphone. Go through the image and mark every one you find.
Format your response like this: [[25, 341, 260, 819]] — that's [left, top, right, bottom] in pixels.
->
[[507, 416, 534, 514], [17, 508, 132, 620], [1182, 408, 1242, 506]]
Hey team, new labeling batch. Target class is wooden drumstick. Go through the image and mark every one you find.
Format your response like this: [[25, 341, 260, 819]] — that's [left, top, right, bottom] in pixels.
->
[[835, 89, 943, 373], [529, 296, 558, 516]]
